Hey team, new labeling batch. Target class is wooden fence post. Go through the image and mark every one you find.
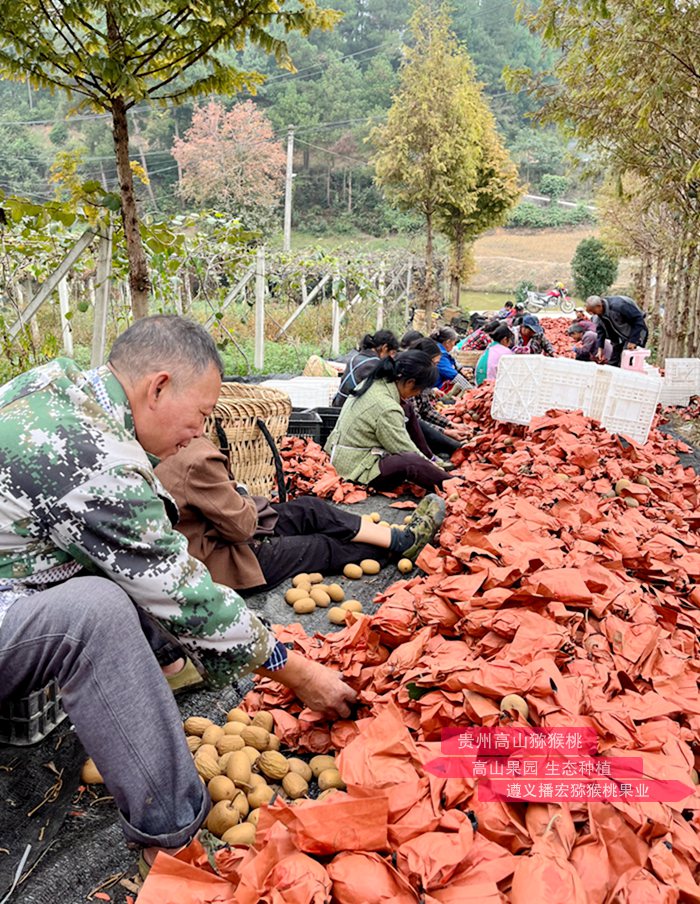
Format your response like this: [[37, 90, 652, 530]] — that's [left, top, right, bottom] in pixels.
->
[[57, 277, 73, 356], [405, 255, 413, 323], [376, 260, 385, 330], [91, 227, 113, 368], [331, 269, 341, 357], [254, 246, 266, 370]]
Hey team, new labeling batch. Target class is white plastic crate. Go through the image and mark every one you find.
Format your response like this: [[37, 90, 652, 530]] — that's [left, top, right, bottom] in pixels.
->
[[600, 368, 662, 445], [659, 358, 700, 407], [259, 376, 340, 408], [491, 354, 546, 425], [586, 365, 617, 422], [659, 387, 692, 408], [538, 358, 597, 414]]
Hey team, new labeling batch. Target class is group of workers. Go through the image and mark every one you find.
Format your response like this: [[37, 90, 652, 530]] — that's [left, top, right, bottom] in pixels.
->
[[569, 295, 649, 367], [324, 292, 648, 498], [0, 288, 649, 872]]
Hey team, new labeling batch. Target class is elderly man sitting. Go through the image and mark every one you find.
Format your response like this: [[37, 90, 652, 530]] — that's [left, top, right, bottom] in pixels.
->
[[0, 315, 356, 872]]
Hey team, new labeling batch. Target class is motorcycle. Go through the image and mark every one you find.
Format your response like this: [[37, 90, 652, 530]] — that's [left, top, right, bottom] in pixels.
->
[[525, 285, 576, 315]]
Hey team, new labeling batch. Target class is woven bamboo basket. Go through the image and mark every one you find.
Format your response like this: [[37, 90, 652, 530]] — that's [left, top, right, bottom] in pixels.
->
[[455, 349, 482, 369], [206, 383, 292, 497]]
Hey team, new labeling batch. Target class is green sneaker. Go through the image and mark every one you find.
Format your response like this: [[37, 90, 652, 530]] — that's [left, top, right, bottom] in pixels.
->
[[165, 657, 208, 696], [401, 494, 446, 562]]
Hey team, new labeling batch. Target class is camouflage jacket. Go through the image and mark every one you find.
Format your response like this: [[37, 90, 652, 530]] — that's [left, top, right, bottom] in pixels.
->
[[0, 358, 276, 678]]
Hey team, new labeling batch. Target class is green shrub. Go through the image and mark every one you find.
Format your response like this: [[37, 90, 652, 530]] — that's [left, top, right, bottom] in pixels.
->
[[514, 280, 535, 304], [506, 201, 595, 229], [571, 237, 619, 299], [539, 174, 569, 200]]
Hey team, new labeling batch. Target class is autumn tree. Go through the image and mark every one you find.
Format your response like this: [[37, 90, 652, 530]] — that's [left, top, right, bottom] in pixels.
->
[[172, 101, 285, 228], [0, 0, 339, 318], [371, 2, 493, 313], [437, 115, 520, 306]]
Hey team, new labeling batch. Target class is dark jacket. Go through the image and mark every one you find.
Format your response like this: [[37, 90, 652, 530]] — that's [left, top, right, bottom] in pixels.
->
[[573, 329, 599, 361], [332, 350, 379, 408], [596, 296, 648, 347]]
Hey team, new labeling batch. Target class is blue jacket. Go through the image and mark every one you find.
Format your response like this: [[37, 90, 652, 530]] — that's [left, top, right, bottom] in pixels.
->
[[436, 344, 459, 387]]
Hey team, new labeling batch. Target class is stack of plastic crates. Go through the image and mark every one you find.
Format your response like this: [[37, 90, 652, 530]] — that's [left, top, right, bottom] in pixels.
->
[[659, 358, 700, 408], [0, 680, 67, 746], [287, 409, 323, 443], [599, 367, 663, 444], [491, 355, 546, 425], [313, 407, 341, 445]]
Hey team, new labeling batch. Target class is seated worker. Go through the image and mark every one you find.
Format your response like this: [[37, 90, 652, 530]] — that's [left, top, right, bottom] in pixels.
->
[[496, 300, 515, 319], [155, 437, 443, 594], [332, 329, 399, 407], [430, 327, 473, 390], [0, 315, 356, 873], [475, 321, 515, 385], [513, 314, 556, 356], [409, 337, 468, 458], [456, 318, 500, 352], [400, 329, 424, 349], [569, 322, 612, 362], [574, 308, 596, 331], [398, 332, 463, 458], [325, 350, 450, 492]]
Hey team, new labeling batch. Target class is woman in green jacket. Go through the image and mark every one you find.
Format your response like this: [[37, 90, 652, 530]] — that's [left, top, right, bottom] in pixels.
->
[[324, 350, 449, 491]]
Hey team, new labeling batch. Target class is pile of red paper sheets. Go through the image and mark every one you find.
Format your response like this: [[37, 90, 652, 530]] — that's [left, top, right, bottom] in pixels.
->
[[280, 436, 370, 504], [664, 395, 700, 421], [141, 389, 700, 903], [542, 317, 577, 357]]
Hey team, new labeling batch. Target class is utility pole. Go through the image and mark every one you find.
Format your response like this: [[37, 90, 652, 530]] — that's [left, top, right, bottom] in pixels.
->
[[283, 125, 295, 252]]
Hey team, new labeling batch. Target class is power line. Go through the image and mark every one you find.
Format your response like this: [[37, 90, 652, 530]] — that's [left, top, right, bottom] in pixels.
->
[[262, 41, 395, 84], [295, 138, 369, 167], [0, 148, 174, 163]]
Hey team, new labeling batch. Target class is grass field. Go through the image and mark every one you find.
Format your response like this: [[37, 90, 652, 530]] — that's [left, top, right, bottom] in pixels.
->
[[288, 226, 635, 296], [460, 290, 510, 311]]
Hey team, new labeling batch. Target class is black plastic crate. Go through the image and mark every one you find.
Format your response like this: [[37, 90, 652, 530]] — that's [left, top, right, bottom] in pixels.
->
[[288, 408, 323, 443], [0, 680, 67, 746], [313, 406, 341, 444]]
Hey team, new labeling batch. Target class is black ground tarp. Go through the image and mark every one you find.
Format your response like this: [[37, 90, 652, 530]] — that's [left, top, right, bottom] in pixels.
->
[[1, 494, 404, 904]]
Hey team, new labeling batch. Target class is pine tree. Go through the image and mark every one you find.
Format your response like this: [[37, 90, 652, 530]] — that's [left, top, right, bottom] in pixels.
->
[[371, 1, 510, 313], [437, 112, 520, 306]]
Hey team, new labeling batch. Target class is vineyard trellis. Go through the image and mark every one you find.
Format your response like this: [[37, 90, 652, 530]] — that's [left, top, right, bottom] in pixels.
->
[[0, 198, 419, 375]]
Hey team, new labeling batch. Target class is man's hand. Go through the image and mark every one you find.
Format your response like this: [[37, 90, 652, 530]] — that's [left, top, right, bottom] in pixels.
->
[[595, 349, 606, 363], [258, 651, 357, 718]]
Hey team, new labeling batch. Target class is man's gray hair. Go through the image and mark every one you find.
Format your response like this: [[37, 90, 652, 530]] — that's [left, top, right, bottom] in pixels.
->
[[108, 315, 224, 381], [586, 295, 603, 310]]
